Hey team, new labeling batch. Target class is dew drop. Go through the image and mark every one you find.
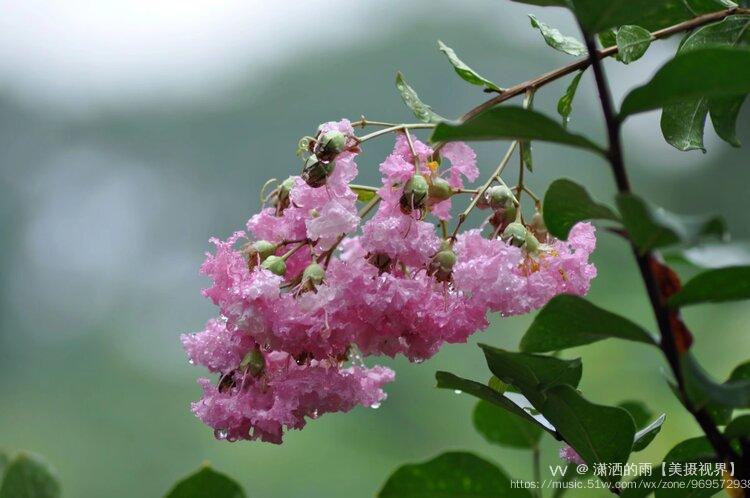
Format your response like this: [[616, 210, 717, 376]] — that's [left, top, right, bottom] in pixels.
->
[[214, 428, 228, 440], [188, 359, 195, 365], [311, 409, 319, 419], [370, 402, 381, 409], [454, 389, 463, 394]]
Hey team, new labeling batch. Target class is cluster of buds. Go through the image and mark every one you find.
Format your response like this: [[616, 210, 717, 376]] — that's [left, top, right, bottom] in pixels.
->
[[183, 119, 598, 444]]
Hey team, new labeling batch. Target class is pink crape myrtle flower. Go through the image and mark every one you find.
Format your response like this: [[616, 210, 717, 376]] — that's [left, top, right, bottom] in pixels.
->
[[192, 350, 394, 444], [559, 444, 585, 465]]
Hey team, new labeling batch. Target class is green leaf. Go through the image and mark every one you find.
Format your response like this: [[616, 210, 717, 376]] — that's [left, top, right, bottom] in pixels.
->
[[164, 466, 245, 498], [543, 178, 619, 240], [681, 353, 750, 410], [378, 452, 532, 498], [557, 71, 584, 127], [654, 437, 722, 498], [659, 16, 750, 150], [480, 344, 582, 406], [430, 107, 605, 155], [350, 186, 377, 202], [540, 385, 635, 484], [685, 0, 739, 14], [0, 452, 7, 479], [669, 265, 750, 307], [616, 193, 727, 254], [520, 295, 656, 353], [571, 0, 683, 33], [0, 454, 61, 498], [632, 414, 666, 451], [710, 94, 746, 147], [437, 41, 501, 92], [473, 400, 544, 448], [616, 25, 652, 64], [620, 47, 750, 118], [661, 99, 710, 152], [395, 72, 443, 124], [599, 29, 618, 49], [725, 414, 750, 440], [617, 401, 653, 428], [435, 372, 559, 437], [730, 360, 750, 381], [529, 15, 587, 56]]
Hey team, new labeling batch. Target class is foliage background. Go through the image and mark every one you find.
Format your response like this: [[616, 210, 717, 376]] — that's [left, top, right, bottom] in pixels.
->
[[0, 0, 748, 496]]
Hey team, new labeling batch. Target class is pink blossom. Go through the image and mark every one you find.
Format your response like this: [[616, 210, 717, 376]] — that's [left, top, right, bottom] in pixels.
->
[[440, 141, 479, 188], [360, 212, 441, 267], [182, 318, 255, 375], [559, 445, 585, 465], [191, 352, 394, 444]]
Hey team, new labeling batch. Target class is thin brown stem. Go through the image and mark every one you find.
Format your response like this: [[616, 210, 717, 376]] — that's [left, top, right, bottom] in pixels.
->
[[580, 27, 747, 482], [457, 7, 744, 124]]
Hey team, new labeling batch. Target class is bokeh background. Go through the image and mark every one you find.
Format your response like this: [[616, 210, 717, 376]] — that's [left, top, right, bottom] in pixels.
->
[[1, 1, 748, 497]]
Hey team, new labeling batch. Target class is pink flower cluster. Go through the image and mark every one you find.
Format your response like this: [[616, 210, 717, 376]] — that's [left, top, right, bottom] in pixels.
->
[[182, 119, 598, 443]]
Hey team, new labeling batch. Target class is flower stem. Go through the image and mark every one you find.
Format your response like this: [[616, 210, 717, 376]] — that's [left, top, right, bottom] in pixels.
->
[[451, 141, 518, 239], [356, 123, 436, 143]]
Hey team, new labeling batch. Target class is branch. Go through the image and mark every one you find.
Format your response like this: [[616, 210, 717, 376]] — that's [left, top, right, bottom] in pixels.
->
[[579, 25, 747, 480], [458, 7, 745, 123]]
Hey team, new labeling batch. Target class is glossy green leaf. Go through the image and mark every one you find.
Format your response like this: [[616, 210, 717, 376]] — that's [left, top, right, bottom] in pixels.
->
[[378, 452, 532, 498], [473, 400, 544, 448], [725, 414, 750, 440], [557, 71, 584, 127], [351, 186, 377, 202], [616, 25, 652, 64], [395, 72, 443, 124], [435, 372, 558, 437], [710, 95, 746, 147], [686, 0, 739, 14], [543, 178, 619, 240], [618, 401, 653, 428], [529, 15, 587, 56], [480, 344, 582, 406], [661, 99, 710, 152], [164, 466, 245, 498], [437, 41, 501, 92], [431, 107, 605, 154], [571, 0, 682, 33], [616, 193, 727, 253], [0, 454, 61, 498], [632, 414, 666, 451], [540, 385, 635, 484], [730, 360, 750, 381], [598, 29, 617, 49], [654, 437, 722, 498], [681, 353, 750, 410], [621, 48, 750, 118], [669, 265, 750, 307], [520, 295, 656, 353], [659, 16, 750, 150]]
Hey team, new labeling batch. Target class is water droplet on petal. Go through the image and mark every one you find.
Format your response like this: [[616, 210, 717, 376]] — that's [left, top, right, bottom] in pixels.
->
[[370, 402, 381, 409], [214, 428, 228, 440], [188, 359, 195, 365]]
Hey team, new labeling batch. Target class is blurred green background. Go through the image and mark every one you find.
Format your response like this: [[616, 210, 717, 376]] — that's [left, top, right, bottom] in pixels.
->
[[0, 1, 748, 497]]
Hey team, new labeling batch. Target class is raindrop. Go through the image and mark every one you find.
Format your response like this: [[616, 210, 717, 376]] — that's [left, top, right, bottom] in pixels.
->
[[188, 359, 195, 365], [370, 402, 381, 409], [454, 389, 463, 394], [214, 428, 228, 440]]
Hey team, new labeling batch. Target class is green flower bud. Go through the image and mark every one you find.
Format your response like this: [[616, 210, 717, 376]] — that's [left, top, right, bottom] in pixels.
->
[[428, 177, 452, 201], [301, 155, 335, 188], [531, 211, 548, 241], [524, 231, 540, 253], [367, 252, 392, 273], [302, 262, 326, 286], [486, 185, 513, 210], [502, 222, 527, 247], [240, 348, 265, 377], [275, 176, 296, 212], [428, 247, 457, 283], [245, 240, 277, 270], [261, 255, 287, 276], [399, 174, 429, 214], [315, 130, 347, 160]]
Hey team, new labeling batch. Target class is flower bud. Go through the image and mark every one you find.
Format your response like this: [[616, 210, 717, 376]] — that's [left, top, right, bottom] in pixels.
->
[[302, 262, 325, 286], [486, 185, 513, 210], [301, 155, 335, 188], [240, 348, 265, 377], [502, 222, 527, 247], [261, 255, 287, 276], [245, 240, 277, 270], [428, 244, 457, 283], [531, 211, 548, 241], [275, 176, 296, 212], [524, 231, 540, 253], [314, 130, 347, 161], [428, 177, 452, 201], [399, 174, 429, 214]]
